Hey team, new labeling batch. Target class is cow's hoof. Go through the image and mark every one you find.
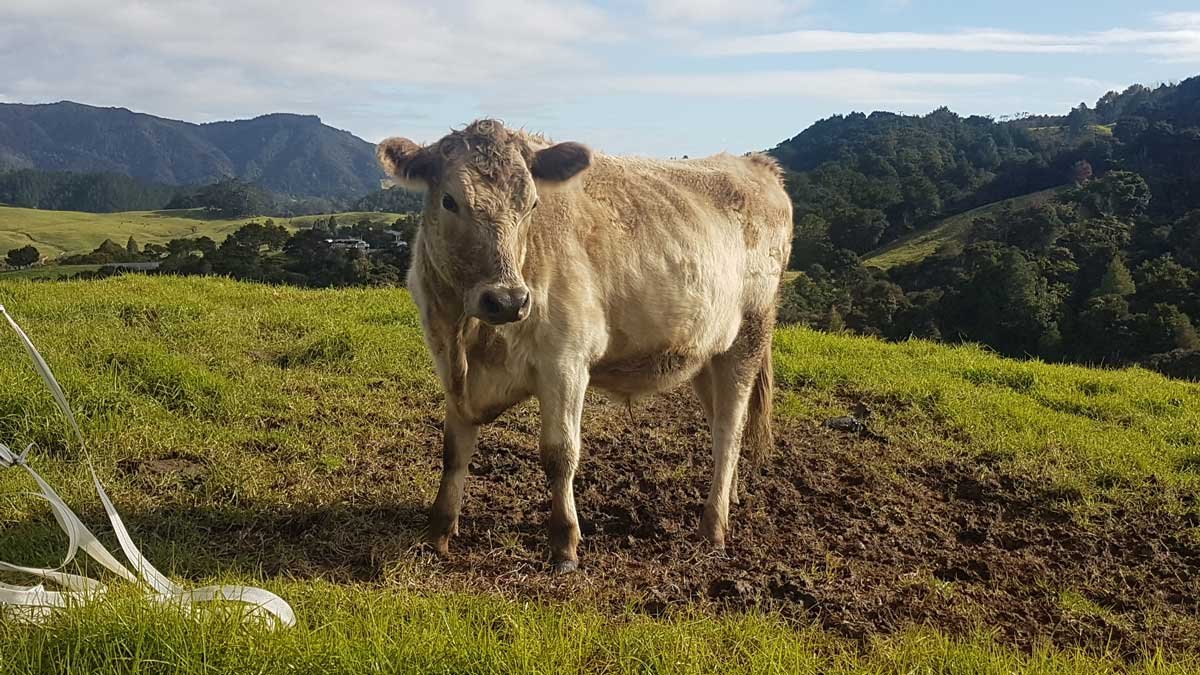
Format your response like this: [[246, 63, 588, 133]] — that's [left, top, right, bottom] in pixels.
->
[[426, 535, 451, 558], [552, 559, 579, 575], [699, 514, 726, 550]]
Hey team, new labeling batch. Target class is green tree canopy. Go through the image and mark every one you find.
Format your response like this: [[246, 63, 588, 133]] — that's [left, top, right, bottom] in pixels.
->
[[5, 245, 39, 268], [1097, 255, 1137, 297]]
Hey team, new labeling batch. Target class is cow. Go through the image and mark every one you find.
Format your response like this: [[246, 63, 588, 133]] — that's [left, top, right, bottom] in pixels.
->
[[377, 119, 792, 572]]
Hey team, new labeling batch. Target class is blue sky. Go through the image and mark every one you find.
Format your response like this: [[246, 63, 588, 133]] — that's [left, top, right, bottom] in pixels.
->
[[2, 0, 1199, 157]]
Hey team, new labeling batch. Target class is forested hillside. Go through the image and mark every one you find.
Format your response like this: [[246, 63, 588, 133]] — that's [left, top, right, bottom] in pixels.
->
[[777, 77, 1200, 379], [771, 104, 1111, 264], [0, 169, 422, 217], [0, 169, 182, 213]]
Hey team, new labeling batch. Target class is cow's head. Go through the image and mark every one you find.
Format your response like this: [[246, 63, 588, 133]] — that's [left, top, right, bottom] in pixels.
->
[[377, 119, 591, 325]]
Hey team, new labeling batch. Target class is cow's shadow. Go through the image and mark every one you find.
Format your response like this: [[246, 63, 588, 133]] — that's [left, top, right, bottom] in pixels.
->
[[0, 499, 431, 583]]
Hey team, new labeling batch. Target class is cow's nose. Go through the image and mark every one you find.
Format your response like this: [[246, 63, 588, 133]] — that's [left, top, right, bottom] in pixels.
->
[[478, 286, 531, 324]]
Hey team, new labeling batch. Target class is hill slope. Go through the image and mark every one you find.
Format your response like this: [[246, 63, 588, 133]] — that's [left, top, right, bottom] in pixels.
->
[[0, 101, 384, 198], [0, 276, 1199, 672], [863, 187, 1062, 270], [0, 205, 403, 257]]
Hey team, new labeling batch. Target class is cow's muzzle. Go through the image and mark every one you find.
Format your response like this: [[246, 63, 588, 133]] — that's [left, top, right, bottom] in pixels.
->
[[474, 284, 531, 325]]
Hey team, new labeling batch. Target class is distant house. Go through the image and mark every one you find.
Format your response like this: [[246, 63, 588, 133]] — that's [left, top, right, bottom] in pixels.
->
[[380, 230, 410, 250], [326, 238, 369, 251]]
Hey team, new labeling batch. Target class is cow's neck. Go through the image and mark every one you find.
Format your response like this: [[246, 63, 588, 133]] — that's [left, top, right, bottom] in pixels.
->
[[412, 238, 518, 422]]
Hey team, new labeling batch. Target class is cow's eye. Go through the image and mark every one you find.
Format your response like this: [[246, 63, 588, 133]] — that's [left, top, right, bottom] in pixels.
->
[[441, 194, 458, 213], [532, 199, 540, 210]]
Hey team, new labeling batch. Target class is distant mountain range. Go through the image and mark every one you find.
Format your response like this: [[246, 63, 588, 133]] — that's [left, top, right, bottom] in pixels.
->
[[0, 101, 385, 199]]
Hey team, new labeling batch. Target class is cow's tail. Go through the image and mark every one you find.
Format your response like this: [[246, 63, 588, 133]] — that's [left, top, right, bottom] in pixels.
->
[[743, 344, 774, 467]]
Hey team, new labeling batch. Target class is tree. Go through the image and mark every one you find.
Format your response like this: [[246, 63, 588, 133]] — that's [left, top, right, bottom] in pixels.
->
[[1150, 305, 1200, 352], [1077, 294, 1134, 362], [899, 174, 942, 226], [1114, 116, 1148, 144], [192, 179, 272, 217], [825, 305, 846, 333], [354, 186, 423, 213], [1135, 255, 1194, 309], [1070, 159, 1093, 185], [1066, 102, 1095, 135], [95, 239, 130, 263], [1170, 210, 1200, 267], [223, 221, 289, 252], [1069, 171, 1151, 219], [126, 236, 140, 257], [6, 245, 39, 268], [1096, 255, 1136, 297], [790, 213, 832, 269], [828, 207, 888, 253]]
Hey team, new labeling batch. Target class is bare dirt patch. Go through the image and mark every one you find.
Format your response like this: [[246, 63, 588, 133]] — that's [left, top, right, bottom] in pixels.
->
[[117, 454, 209, 484], [432, 390, 1200, 658]]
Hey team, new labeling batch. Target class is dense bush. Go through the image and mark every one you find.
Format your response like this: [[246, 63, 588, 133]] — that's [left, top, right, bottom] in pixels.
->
[[66, 216, 416, 288]]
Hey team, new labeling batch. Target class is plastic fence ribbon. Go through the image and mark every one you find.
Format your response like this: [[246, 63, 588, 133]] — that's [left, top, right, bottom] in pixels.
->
[[0, 305, 295, 628]]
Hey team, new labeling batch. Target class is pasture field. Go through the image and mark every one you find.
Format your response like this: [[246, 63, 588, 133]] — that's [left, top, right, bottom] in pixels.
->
[[0, 206, 406, 258], [0, 265, 104, 281], [1, 276, 1199, 673], [863, 188, 1062, 270]]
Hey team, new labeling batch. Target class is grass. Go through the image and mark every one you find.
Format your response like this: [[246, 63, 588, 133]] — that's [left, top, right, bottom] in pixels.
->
[[8, 586, 1196, 675], [0, 276, 1198, 672], [864, 188, 1062, 270], [0, 265, 104, 280], [773, 330, 1200, 509], [0, 205, 406, 258]]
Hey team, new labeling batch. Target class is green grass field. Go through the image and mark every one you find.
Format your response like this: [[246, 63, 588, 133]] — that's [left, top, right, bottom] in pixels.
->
[[0, 264, 104, 280], [1, 276, 1199, 673], [864, 188, 1062, 270], [0, 206, 406, 258]]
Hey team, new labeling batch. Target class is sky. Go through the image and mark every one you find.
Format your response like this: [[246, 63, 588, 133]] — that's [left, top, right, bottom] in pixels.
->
[[2, 1, 1200, 157]]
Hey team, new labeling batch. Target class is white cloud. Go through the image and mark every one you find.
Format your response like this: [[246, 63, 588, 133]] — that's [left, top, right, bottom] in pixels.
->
[[1156, 12, 1200, 30], [708, 29, 1091, 55], [644, 0, 810, 24], [0, 0, 616, 137], [707, 18, 1200, 62], [607, 69, 1025, 103]]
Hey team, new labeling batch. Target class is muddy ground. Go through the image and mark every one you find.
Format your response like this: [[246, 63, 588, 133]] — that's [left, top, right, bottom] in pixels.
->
[[445, 390, 1200, 657], [123, 388, 1200, 658]]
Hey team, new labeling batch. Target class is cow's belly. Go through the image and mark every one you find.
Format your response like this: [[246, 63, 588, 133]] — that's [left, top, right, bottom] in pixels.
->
[[589, 347, 709, 396], [587, 252, 746, 397]]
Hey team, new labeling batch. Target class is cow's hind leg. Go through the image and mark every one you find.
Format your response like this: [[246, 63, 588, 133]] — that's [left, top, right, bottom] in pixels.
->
[[699, 314, 771, 548], [692, 366, 738, 505], [427, 406, 479, 556], [538, 362, 589, 573]]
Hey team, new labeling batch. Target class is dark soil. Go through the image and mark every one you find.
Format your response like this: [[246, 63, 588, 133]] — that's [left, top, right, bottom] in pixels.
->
[[429, 389, 1200, 658], [116, 387, 1200, 658], [117, 454, 209, 484]]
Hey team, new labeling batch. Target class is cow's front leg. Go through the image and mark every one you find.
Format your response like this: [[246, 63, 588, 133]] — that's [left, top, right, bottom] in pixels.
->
[[538, 364, 588, 573], [428, 405, 479, 556]]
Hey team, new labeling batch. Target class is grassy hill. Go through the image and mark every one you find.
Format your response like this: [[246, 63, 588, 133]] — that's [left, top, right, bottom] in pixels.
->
[[863, 188, 1063, 270], [1, 276, 1199, 672], [0, 205, 405, 258]]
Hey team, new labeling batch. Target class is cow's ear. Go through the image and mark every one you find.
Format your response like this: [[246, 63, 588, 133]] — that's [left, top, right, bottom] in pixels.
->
[[531, 142, 591, 185], [377, 137, 439, 192]]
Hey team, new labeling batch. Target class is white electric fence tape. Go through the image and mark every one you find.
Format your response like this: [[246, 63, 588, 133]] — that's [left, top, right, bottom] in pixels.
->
[[0, 305, 295, 628]]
